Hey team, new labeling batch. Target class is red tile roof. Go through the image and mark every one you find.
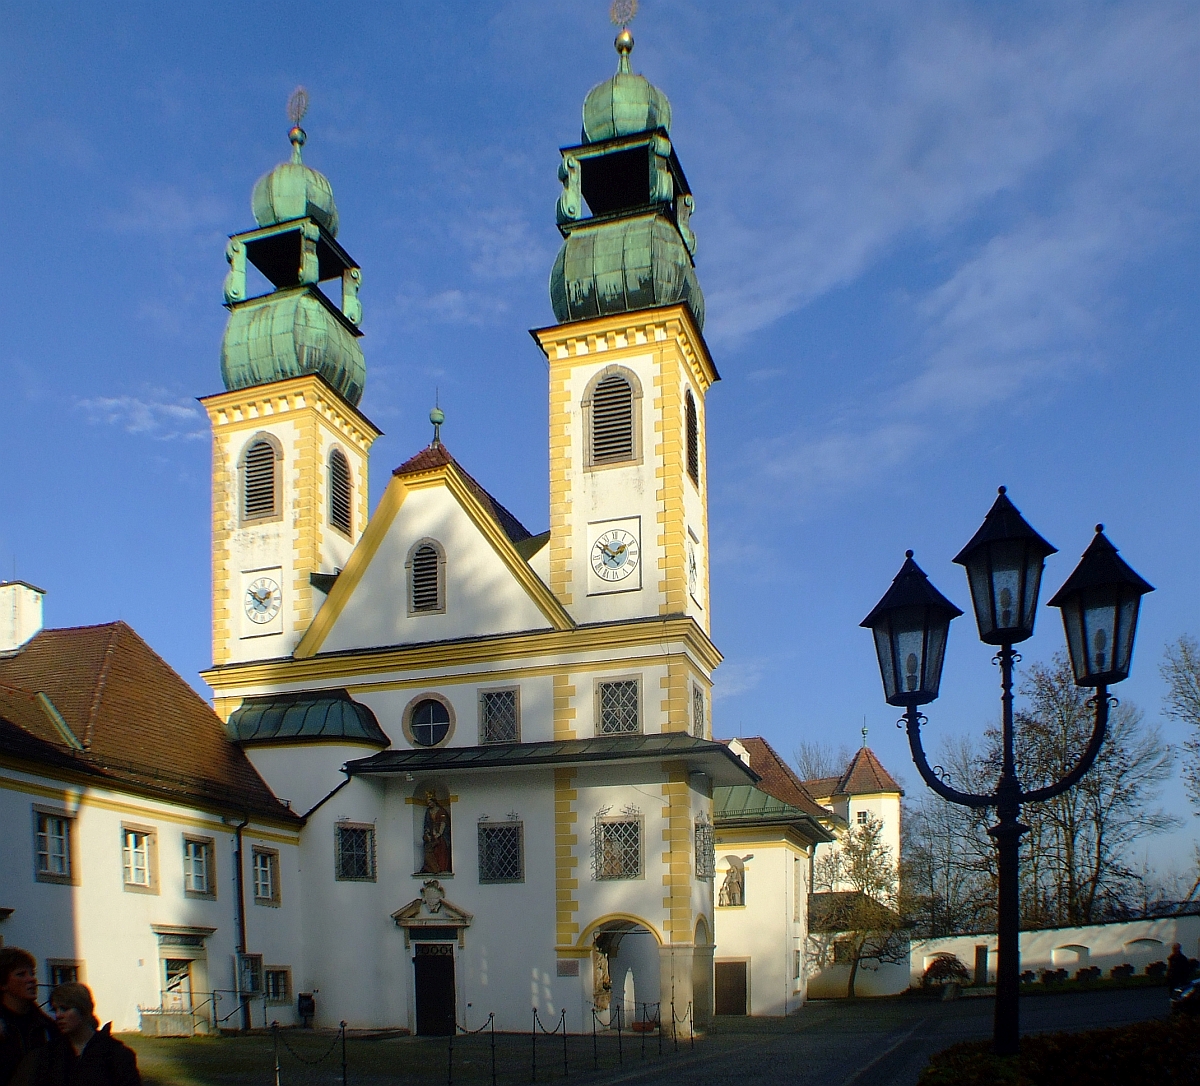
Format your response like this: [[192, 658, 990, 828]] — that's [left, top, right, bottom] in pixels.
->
[[393, 443, 536, 544], [725, 737, 830, 819], [0, 622, 297, 823], [836, 746, 902, 796]]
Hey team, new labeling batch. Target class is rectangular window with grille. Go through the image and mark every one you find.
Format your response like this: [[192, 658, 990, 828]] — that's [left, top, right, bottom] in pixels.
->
[[335, 824, 376, 881], [691, 685, 706, 738], [480, 689, 519, 744], [590, 374, 635, 464], [34, 811, 72, 882], [409, 543, 443, 613], [122, 826, 156, 891], [478, 822, 523, 883], [593, 817, 641, 880], [252, 848, 280, 904], [265, 968, 292, 1003], [184, 837, 214, 896], [597, 680, 639, 735], [46, 961, 81, 986]]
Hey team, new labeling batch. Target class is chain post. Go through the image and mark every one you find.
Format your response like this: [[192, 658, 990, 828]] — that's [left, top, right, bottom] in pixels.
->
[[591, 1009, 598, 1070], [490, 1014, 497, 1086], [340, 1021, 347, 1086], [689, 1002, 694, 1050], [447, 1020, 454, 1086], [530, 1008, 537, 1084], [272, 1021, 281, 1086], [639, 1002, 645, 1060], [561, 1009, 568, 1079], [615, 1004, 622, 1065], [671, 1000, 677, 1053]]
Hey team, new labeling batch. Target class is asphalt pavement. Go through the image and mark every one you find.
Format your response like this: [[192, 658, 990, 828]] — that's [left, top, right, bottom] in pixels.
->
[[585, 987, 1170, 1086]]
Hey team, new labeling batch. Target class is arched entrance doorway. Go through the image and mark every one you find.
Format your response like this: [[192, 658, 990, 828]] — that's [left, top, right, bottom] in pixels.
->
[[580, 917, 662, 1029]]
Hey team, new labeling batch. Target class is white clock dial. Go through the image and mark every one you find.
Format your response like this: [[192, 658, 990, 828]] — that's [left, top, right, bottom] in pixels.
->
[[688, 539, 699, 596], [590, 528, 640, 582], [244, 577, 282, 624]]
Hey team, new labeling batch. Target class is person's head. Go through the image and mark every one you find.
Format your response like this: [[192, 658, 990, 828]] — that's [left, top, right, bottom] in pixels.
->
[[49, 983, 97, 1034], [1173, 942, 1183, 954], [0, 948, 38, 1007]]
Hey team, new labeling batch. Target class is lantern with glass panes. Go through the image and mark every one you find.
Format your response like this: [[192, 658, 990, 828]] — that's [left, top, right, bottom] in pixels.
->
[[860, 489, 1151, 1059]]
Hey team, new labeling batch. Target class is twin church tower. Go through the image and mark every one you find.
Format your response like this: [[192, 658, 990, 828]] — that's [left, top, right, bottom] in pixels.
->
[[202, 27, 717, 671]]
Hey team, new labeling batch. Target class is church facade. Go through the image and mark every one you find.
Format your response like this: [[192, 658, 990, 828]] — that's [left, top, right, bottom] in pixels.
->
[[197, 28, 754, 1035]]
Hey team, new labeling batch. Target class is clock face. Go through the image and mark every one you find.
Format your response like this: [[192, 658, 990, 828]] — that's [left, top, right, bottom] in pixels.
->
[[688, 539, 699, 596], [590, 528, 640, 582], [244, 577, 282, 624]]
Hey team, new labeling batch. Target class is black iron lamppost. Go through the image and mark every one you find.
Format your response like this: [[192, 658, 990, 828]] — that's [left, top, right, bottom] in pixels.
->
[[861, 488, 1153, 1056]]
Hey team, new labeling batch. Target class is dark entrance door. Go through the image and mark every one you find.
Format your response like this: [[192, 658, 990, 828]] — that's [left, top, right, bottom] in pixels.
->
[[414, 943, 456, 1036], [714, 961, 747, 1015]]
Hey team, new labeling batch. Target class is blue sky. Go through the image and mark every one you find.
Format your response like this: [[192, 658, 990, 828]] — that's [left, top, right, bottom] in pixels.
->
[[2, 2, 1197, 873]]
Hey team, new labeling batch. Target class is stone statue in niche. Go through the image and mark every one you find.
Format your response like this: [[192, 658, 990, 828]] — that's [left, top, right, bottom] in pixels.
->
[[419, 790, 452, 874], [718, 861, 744, 907]]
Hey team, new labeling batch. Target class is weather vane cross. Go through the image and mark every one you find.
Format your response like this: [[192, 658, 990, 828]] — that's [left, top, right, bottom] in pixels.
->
[[610, 0, 637, 28], [287, 86, 309, 128]]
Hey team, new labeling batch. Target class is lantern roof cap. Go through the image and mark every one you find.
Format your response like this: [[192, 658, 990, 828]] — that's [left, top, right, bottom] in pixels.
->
[[952, 486, 1057, 567], [1047, 525, 1154, 608], [860, 552, 963, 629]]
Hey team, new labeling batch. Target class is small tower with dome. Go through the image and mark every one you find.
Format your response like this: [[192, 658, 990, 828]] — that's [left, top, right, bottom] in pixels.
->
[[202, 92, 381, 672]]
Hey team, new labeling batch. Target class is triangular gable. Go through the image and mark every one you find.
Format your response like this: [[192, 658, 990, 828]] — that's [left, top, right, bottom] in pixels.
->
[[297, 453, 572, 659]]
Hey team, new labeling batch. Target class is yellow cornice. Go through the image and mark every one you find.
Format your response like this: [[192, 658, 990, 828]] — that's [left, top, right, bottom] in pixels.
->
[[293, 475, 410, 659], [531, 304, 719, 393], [200, 373, 383, 446], [204, 615, 721, 694]]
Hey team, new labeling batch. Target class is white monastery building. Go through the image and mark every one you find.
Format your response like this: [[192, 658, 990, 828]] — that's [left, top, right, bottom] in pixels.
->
[[0, 28, 914, 1035]]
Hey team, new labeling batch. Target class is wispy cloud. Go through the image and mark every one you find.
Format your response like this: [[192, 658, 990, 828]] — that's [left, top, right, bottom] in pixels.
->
[[76, 393, 206, 441], [106, 184, 228, 237]]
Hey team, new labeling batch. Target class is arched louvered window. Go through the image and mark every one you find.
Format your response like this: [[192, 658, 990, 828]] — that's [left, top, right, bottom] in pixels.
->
[[409, 541, 445, 614], [590, 374, 635, 465], [328, 448, 352, 535], [243, 439, 278, 522], [685, 390, 699, 485]]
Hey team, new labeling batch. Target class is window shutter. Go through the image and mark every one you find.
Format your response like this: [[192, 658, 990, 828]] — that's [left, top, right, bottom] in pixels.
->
[[244, 441, 277, 520], [329, 449, 352, 534], [411, 545, 441, 612], [591, 375, 634, 464], [685, 390, 699, 484]]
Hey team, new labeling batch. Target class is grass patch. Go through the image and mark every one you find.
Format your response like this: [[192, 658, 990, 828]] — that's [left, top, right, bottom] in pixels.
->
[[918, 1015, 1200, 1086]]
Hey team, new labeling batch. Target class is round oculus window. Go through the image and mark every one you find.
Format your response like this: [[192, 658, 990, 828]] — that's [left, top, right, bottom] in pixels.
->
[[410, 699, 451, 747]]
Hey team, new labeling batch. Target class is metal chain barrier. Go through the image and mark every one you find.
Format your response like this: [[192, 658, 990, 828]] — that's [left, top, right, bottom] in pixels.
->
[[530, 1008, 568, 1083], [449, 1013, 496, 1086], [272, 1020, 347, 1086], [669, 1001, 694, 1052]]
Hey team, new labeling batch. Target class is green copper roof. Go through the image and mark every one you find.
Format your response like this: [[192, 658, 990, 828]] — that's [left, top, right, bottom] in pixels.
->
[[221, 287, 365, 405], [251, 127, 339, 237], [228, 689, 387, 746], [550, 213, 704, 328], [582, 31, 671, 143]]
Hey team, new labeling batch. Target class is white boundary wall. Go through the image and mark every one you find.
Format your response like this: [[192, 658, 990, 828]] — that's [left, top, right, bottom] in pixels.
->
[[911, 915, 1200, 987]]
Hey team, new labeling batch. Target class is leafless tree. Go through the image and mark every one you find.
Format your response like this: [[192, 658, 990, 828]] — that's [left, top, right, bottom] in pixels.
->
[[794, 739, 854, 782], [811, 815, 906, 997], [1162, 634, 1200, 810]]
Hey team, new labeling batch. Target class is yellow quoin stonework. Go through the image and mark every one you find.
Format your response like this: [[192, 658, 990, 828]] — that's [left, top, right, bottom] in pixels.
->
[[202, 373, 380, 665]]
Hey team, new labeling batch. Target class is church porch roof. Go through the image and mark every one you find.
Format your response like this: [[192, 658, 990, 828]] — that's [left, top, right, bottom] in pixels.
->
[[347, 733, 758, 789]]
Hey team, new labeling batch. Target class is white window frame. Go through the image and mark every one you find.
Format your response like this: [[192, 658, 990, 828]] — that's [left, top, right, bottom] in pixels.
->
[[122, 823, 158, 894], [252, 847, 280, 906], [183, 836, 215, 898], [33, 806, 75, 885]]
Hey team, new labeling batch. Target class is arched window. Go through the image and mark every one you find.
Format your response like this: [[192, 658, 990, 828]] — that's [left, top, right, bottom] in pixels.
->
[[408, 540, 445, 614], [590, 373, 635, 465], [685, 390, 699, 485], [328, 448, 352, 535], [242, 438, 279, 522]]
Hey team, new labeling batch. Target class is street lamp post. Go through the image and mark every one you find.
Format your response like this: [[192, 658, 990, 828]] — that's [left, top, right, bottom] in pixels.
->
[[861, 488, 1153, 1057]]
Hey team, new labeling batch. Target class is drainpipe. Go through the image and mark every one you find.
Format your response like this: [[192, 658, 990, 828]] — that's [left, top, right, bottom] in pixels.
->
[[232, 815, 251, 1032]]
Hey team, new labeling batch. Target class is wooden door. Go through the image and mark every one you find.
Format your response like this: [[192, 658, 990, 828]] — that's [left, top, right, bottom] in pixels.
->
[[414, 943, 456, 1036], [714, 961, 747, 1016]]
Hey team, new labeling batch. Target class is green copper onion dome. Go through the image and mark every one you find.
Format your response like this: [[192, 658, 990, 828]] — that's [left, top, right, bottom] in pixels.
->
[[221, 289, 365, 405], [582, 29, 671, 143], [251, 126, 340, 236]]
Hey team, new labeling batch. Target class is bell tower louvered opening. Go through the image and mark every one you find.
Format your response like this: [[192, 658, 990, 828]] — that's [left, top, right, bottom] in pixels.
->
[[329, 448, 352, 535], [243, 440, 278, 521], [685, 390, 699, 485], [410, 543, 442, 613], [590, 374, 635, 465]]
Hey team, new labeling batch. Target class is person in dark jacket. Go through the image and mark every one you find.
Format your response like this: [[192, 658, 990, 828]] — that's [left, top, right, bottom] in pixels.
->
[[1166, 943, 1193, 990], [31, 984, 139, 1086], [0, 948, 54, 1086]]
